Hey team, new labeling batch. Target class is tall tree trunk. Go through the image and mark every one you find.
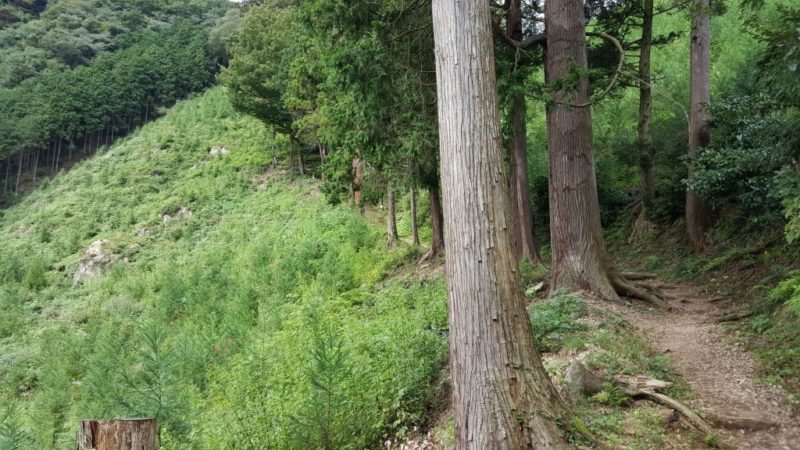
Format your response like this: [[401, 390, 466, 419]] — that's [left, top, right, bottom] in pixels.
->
[[630, 0, 656, 240], [428, 185, 444, 257], [410, 188, 420, 246], [33, 149, 39, 182], [505, 0, 543, 265], [432, 0, 566, 448], [545, 0, 621, 300], [4, 158, 9, 195], [15, 150, 23, 194], [687, 0, 712, 253], [386, 189, 398, 248], [55, 137, 62, 173]]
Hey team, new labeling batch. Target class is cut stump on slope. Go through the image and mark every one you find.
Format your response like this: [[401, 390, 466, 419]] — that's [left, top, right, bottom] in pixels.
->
[[75, 419, 158, 450]]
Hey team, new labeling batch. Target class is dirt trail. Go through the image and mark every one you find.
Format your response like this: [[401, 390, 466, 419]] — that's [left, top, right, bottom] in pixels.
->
[[612, 282, 800, 449]]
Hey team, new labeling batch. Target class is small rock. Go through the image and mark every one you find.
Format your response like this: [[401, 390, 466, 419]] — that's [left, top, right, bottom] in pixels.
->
[[74, 240, 117, 283], [209, 146, 229, 157]]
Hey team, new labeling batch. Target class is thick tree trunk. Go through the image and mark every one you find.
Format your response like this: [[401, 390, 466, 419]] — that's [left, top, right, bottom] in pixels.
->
[[630, 0, 657, 241], [432, 0, 566, 448], [76, 419, 158, 450], [428, 186, 444, 257], [410, 188, 420, 246], [386, 189, 398, 248], [687, 0, 713, 253], [506, 0, 543, 265], [545, 0, 621, 300]]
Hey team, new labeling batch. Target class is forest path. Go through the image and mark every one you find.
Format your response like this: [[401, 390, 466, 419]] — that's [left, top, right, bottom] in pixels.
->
[[609, 282, 800, 449]]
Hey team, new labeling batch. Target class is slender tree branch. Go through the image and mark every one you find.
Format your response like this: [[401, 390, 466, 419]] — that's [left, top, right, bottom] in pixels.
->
[[622, 73, 690, 125], [654, 0, 691, 16], [494, 21, 547, 49], [570, 31, 625, 108]]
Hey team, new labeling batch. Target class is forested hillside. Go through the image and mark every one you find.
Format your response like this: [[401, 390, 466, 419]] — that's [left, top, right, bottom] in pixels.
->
[[1, 0, 799, 449], [0, 0, 240, 205], [0, 88, 449, 449]]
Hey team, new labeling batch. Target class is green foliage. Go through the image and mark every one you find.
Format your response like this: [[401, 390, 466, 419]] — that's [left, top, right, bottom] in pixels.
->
[[0, 0, 236, 177], [21, 255, 47, 290], [769, 271, 800, 316], [688, 93, 799, 225], [0, 88, 448, 449], [592, 383, 629, 407], [0, 402, 32, 450], [528, 290, 587, 352]]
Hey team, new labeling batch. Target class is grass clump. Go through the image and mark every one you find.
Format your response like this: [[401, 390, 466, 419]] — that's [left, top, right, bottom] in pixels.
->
[[528, 289, 586, 353]]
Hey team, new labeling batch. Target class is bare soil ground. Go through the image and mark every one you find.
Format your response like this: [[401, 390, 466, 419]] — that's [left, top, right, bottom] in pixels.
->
[[602, 282, 800, 449]]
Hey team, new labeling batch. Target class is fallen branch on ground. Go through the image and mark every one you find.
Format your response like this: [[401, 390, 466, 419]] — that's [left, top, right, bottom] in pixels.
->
[[565, 361, 739, 447]]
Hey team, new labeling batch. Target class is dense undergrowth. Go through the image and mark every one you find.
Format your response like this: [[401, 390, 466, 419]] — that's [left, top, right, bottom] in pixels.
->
[[0, 87, 448, 449]]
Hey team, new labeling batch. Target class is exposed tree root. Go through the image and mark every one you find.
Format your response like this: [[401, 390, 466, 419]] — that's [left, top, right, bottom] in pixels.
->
[[713, 311, 753, 323], [566, 361, 731, 447], [611, 273, 671, 310], [619, 271, 658, 280], [417, 250, 435, 266], [643, 391, 719, 439], [628, 208, 657, 243]]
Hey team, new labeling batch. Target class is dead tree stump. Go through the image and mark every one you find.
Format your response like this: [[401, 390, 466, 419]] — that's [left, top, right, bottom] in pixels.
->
[[76, 419, 158, 450]]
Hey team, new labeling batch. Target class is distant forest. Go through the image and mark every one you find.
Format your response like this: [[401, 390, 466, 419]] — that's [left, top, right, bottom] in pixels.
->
[[0, 0, 242, 202]]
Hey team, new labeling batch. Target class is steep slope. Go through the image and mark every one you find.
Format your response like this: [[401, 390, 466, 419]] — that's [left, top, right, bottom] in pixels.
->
[[0, 87, 447, 449]]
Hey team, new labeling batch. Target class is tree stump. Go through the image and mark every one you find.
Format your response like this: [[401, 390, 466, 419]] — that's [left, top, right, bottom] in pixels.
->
[[75, 419, 158, 450]]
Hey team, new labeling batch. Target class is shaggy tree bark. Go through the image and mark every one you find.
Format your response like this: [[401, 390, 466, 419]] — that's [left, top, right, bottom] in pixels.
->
[[687, 0, 713, 253], [631, 0, 657, 240], [432, 0, 566, 448], [544, 0, 669, 308], [76, 419, 158, 450], [428, 186, 444, 256], [410, 188, 420, 246], [505, 0, 544, 265], [386, 189, 398, 248], [545, 0, 620, 300]]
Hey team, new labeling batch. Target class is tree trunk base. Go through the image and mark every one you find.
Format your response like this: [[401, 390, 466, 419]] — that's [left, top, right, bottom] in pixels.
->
[[628, 209, 657, 243]]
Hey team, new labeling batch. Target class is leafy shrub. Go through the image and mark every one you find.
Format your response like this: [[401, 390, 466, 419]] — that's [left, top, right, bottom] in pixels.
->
[[21, 257, 47, 291], [768, 270, 800, 316], [688, 94, 799, 225]]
